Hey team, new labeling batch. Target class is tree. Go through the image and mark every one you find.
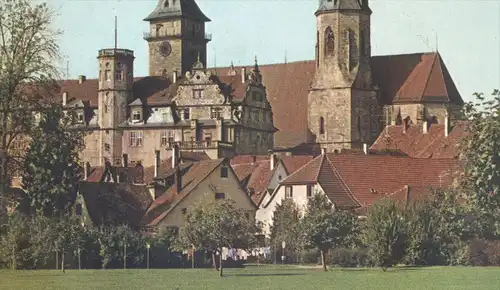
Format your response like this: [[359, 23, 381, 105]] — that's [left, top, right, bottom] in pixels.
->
[[21, 104, 84, 216], [270, 199, 303, 260], [302, 193, 358, 271], [0, 0, 61, 221], [461, 90, 500, 238], [0, 213, 29, 269], [176, 199, 258, 277], [363, 198, 407, 271], [405, 189, 470, 266], [97, 225, 145, 269]]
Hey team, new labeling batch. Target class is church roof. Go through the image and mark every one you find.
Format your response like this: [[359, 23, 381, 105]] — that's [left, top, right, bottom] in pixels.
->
[[143, 0, 210, 22], [51, 52, 463, 149]]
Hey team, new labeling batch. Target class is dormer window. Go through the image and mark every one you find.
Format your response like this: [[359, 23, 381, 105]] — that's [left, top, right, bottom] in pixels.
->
[[77, 112, 84, 123], [132, 110, 142, 122]]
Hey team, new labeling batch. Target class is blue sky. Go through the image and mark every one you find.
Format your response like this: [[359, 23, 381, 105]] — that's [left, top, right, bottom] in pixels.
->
[[49, 0, 500, 102]]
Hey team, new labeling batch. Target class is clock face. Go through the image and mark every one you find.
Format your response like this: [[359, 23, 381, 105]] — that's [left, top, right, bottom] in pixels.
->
[[159, 41, 172, 57]]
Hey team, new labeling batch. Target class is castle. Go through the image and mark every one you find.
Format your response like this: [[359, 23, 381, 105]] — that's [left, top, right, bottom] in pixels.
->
[[53, 0, 463, 168]]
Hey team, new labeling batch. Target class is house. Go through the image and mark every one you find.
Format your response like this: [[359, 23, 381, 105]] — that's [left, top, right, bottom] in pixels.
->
[[140, 152, 256, 229], [257, 152, 463, 236]]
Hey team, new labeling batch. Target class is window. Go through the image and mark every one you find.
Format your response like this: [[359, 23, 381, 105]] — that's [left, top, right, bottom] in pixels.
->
[[115, 70, 123, 81], [104, 70, 110, 81], [348, 29, 358, 70], [215, 192, 225, 200], [132, 110, 141, 121], [316, 30, 319, 68], [325, 26, 334, 56], [155, 24, 162, 36], [161, 131, 174, 146], [285, 186, 293, 199], [183, 108, 190, 120], [307, 185, 312, 198], [221, 165, 229, 178], [210, 107, 222, 119], [129, 131, 144, 147], [77, 112, 84, 123], [204, 132, 212, 143], [164, 0, 169, 8], [357, 115, 361, 138], [319, 117, 325, 134], [104, 143, 110, 152], [75, 204, 82, 216], [192, 89, 204, 99], [181, 208, 187, 215]]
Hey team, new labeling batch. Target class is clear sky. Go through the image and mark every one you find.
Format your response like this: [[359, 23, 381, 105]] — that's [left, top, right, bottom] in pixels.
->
[[49, 0, 500, 102]]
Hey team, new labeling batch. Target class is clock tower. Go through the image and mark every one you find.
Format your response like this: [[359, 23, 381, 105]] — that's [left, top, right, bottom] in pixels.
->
[[144, 0, 211, 78]]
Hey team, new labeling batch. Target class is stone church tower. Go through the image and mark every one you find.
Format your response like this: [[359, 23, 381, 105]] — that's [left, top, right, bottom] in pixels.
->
[[308, 0, 379, 152], [144, 0, 211, 77]]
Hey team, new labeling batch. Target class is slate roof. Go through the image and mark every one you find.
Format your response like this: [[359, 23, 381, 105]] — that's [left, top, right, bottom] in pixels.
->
[[370, 121, 469, 159], [280, 153, 463, 208], [78, 181, 153, 227], [143, 0, 210, 22]]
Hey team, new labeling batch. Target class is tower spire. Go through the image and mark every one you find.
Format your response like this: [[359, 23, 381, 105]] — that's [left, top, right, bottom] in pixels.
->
[[114, 16, 118, 50]]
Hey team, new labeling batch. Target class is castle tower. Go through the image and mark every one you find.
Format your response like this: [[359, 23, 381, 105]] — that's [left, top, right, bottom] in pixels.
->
[[144, 0, 211, 78], [308, 0, 379, 152], [97, 48, 135, 166]]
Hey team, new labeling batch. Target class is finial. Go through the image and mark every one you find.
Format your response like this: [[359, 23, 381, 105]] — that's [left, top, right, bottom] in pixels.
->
[[254, 55, 258, 65], [197, 52, 201, 63]]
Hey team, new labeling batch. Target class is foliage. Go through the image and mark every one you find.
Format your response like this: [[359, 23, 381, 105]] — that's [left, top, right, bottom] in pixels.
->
[[0, 213, 29, 269], [404, 189, 470, 266], [363, 198, 407, 271], [302, 193, 358, 271], [461, 89, 500, 238], [0, 0, 62, 220], [269, 198, 303, 255], [21, 104, 84, 216], [97, 225, 145, 269], [176, 199, 258, 276], [328, 247, 371, 268]]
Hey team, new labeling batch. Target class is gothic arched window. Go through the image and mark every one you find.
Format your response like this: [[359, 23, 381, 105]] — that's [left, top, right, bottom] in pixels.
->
[[357, 115, 362, 138], [325, 27, 334, 56], [348, 29, 358, 70], [319, 117, 325, 135], [164, 0, 169, 8]]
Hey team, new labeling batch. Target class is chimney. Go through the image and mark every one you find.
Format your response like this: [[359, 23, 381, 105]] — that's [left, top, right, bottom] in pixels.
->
[[444, 113, 450, 137], [78, 75, 86, 84], [122, 153, 128, 167], [175, 165, 182, 194], [172, 71, 177, 84], [423, 120, 428, 134], [83, 162, 89, 181], [402, 118, 407, 134], [321, 148, 326, 155], [363, 143, 368, 155], [62, 92, 68, 106], [171, 144, 179, 169], [270, 153, 277, 171], [241, 68, 246, 83], [154, 150, 160, 178]]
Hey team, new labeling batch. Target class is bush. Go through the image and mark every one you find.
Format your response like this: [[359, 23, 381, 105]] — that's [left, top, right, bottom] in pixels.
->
[[329, 248, 370, 268], [468, 239, 500, 266]]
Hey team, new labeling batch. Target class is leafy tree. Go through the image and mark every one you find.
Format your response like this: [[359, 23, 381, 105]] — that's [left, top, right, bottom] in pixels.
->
[[302, 193, 358, 271], [176, 199, 258, 277], [0, 213, 29, 269], [0, 0, 61, 220], [21, 104, 84, 216], [461, 89, 500, 238], [363, 198, 407, 271], [270, 198, 303, 259], [405, 189, 470, 266], [97, 225, 145, 269]]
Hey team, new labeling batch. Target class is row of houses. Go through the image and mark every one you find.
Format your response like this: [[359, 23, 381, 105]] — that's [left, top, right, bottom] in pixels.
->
[[69, 120, 466, 237]]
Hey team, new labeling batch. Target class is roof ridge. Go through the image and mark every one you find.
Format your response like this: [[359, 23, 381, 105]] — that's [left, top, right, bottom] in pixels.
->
[[435, 53, 449, 99], [280, 154, 322, 183]]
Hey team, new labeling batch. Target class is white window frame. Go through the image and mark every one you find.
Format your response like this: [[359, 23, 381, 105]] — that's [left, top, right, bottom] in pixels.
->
[[132, 110, 141, 122], [285, 186, 293, 199]]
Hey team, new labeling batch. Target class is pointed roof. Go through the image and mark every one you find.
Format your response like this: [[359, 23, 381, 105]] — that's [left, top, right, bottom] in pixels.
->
[[144, 0, 210, 22], [316, 0, 371, 15], [392, 52, 463, 104]]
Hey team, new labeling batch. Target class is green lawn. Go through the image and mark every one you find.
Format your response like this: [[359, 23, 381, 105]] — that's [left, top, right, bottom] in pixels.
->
[[1, 266, 500, 290]]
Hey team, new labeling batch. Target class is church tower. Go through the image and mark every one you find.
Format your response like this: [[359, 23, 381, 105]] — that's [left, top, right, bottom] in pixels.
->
[[97, 49, 135, 166], [308, 0, 379, 152], [144, 0, 211, 78]]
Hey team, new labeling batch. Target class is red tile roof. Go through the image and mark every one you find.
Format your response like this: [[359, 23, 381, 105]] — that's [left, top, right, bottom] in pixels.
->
[[281, 153, 463, 208], [370, 121, 469, 159], [280, 155, 315, 175]]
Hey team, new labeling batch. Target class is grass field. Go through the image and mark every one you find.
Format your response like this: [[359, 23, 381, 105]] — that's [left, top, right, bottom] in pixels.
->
[[1, 265, 500, 290]]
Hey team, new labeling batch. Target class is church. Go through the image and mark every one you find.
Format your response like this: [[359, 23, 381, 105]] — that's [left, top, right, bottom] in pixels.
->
[[54, 0, 464, 168]]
